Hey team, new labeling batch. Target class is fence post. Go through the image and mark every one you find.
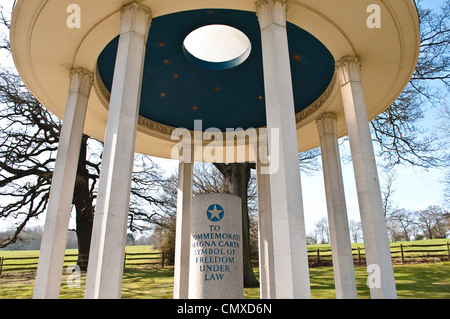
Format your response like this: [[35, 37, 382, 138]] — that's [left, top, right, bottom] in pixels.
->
[[400, 244, 405, 263], [0, 257, 3, 276], [447, 242, 450, 261], [123, 252, 127, 270], [317, 248, 320, 264], [161, 251, 165, 268], [357, 247, 361, 265]]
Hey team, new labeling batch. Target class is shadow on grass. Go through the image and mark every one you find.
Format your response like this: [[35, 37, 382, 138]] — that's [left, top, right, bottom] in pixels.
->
[[392, 263, 450, 298], [1, 262, 448, 299], [121, 266, 175, 299]]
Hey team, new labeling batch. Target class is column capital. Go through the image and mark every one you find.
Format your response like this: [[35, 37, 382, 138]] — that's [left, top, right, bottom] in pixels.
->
[[316, 113, 337, 137], [256, 0, 287, 7], [69, 68, 93, 97], [256, 0, 287, 30], [120, 2, 152, 37], [335, 56, 361, 86]]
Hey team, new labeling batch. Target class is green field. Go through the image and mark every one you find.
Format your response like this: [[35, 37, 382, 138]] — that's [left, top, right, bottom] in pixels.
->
[[0, 242, 449, 299]]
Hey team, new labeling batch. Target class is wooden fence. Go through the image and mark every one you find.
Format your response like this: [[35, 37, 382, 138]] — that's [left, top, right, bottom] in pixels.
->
[[1, 242, 449, 275], [124, 251, 165, 268], [0, 251, 165, 275], [306, 242, 450, 265]]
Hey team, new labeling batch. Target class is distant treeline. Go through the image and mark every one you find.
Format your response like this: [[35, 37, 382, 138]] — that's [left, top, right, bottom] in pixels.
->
[[0, 227, 76, 251], [0, 227, 152, 251]]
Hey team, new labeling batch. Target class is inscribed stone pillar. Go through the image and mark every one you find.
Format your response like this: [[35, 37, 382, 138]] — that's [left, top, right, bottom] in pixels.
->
[[84, 2, 151, 299], [336, 56, 397, 299], [316, 113, 357, 299], [256, 0, 311, 299], [33, 68, 93, 299], [189, 194, 243, 299]]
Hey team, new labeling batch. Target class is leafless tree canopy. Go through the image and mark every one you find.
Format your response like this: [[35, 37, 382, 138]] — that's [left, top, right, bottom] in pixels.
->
[[370, 0, 450, 170]]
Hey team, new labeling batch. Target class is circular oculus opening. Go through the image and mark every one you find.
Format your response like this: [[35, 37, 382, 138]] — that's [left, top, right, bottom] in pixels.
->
[[183, 24, 251, 70]]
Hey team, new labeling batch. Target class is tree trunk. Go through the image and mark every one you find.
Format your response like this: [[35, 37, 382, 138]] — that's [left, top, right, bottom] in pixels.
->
[[213, 163, 259, 288], [73, 135, 94, 271]]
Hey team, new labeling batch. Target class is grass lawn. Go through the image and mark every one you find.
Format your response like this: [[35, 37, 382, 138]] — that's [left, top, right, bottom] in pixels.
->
[[1, 243, 449, 299], [1, 262, 448, 299], [308, 263, 450, 299]]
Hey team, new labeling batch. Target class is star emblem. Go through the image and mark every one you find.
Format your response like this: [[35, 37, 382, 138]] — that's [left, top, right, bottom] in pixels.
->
[[206, 204, 224, 222]]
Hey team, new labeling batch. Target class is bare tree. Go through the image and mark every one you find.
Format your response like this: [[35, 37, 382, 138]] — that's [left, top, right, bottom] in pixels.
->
[[439, 101, 450, 207], [348, 219, 362, 243], [381, 170, 398, 217], [386, 209, 416, 241], [370, 0, 449, 170], [299, 148, 322, 176], [414, 205, 449, 239], [444, 171, 450, 208], [0, 14, 167, 269], [212, 162, 259, 288], [128, 154, 168, 232], [0, 68, 61, 243], [0, 66, 104, 269], [313, 217, 330, 244]]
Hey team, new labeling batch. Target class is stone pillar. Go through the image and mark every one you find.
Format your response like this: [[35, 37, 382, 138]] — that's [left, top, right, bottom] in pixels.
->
[[256, 0, 311, 299], [84, 2, 151, 299], [173, 156, 193, 299], [336, 56, 397, 299], [189, 194, 243, 299], [256, 147, 276, 299], [33, 68, 93, 299], [316, 113, 357, 299]]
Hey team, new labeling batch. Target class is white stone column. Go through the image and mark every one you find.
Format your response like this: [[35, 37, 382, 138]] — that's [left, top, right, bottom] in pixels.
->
[[256, 0, 311, 299], [316, 113, 357, 299], [33, 68, 93, 299], [173, 154, 193, 299], [84, 2, 151, 299], [255, 147, 276, 299], [336, 56, 397, 299]]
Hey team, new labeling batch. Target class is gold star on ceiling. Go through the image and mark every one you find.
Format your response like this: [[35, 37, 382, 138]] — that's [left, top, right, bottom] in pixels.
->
[[292, 53, 302, 62]]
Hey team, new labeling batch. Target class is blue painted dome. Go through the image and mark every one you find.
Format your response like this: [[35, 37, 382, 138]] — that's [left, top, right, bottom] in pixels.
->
[[97, 9, 335, 131]]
